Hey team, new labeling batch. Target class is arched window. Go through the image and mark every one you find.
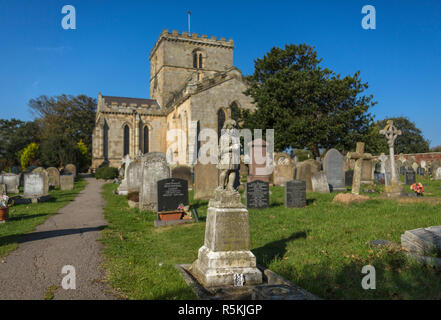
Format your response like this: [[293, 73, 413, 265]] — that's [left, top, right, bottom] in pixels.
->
[[123, 125, 130, 156], [193, 50, 204, 69], [198, 53, 203, 68], [217, 109, 226, 139], [143, 126, 149, 153], [193, 52, 198, 68], [103, 122, 109, 160]]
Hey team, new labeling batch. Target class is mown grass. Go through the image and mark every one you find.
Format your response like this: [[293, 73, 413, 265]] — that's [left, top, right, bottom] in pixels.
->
[[100, 176, 441, 300], [0, 178, 87, 258]]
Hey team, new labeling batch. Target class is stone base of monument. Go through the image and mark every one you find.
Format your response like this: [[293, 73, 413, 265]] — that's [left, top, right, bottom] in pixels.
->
[[384, 183, 408, 198], [176, 264, 319, 300]]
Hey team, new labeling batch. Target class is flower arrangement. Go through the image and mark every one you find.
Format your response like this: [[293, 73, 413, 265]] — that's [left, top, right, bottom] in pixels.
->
[[177, 204, 184, 211], [411, 183, 424, 196], [1, 195, 10, 208]]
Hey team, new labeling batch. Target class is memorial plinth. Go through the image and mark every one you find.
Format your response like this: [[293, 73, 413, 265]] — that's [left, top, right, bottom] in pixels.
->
[[190, 187, 262, 288]]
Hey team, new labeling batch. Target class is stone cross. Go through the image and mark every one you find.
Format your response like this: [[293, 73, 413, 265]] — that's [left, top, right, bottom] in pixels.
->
[[379, 120, 401, 184], [121, 154, 132, 179], [347, 142, 373, 195]]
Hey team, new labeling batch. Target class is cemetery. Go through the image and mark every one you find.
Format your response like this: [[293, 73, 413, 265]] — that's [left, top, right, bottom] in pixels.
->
[[1, 3, 441, 303]]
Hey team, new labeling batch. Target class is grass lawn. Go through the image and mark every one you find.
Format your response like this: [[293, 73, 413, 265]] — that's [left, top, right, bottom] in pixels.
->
[[0, 178, 87, 258], [100, 176, 441, 300]]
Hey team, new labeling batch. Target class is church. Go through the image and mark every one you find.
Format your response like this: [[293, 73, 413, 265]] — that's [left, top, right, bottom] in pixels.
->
[[91, 29, 255, 169]]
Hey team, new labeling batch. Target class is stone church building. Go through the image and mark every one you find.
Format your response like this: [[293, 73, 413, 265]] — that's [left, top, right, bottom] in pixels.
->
[[91, 29, 255, 169]]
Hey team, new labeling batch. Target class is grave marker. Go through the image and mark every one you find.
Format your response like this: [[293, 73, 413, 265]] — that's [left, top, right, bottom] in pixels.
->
[[246, 180, 270, 209]]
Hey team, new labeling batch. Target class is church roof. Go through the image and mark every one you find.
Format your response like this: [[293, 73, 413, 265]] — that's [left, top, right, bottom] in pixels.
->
[[102, 96, 160, 108]]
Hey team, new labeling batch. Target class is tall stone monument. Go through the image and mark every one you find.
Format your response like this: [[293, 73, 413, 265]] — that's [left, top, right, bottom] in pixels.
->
[[191, 120, 262, 288], [379, 120, 406, 197]]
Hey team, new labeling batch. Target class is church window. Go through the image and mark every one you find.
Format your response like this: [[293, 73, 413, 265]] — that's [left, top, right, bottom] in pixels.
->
[[217, 109, 226, 139], [193, 52, 198, 68], [123, 125, 130, 156], [143, 126, 149, 153], [103, 122, 109, 160], [198, 53, 203, 68]]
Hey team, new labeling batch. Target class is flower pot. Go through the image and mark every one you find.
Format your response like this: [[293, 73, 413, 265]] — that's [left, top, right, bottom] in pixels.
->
[[0, 207, 9, 222], [158, 211, 183, 221]]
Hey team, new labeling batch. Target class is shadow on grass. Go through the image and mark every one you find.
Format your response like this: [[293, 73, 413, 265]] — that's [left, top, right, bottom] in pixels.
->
[[253, 231, 308, 266], [0, 226, 107, 246], [274, 249, 441, 299], [7, 213, 48, 222]]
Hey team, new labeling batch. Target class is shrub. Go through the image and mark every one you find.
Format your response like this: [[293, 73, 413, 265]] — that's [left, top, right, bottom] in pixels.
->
[[95, 167, 119, 180]]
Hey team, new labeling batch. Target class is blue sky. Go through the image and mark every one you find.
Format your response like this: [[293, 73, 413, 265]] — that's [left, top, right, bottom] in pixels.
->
[[1, 0, 440, 146]]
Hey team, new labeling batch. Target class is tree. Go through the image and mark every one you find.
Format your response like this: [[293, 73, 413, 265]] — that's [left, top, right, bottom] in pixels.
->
[[0, 119, 41, 169], [375, 117, 430, 154], [28, 94, 96, 151], [241, 44, 376, 158], [39, 135, 80, 168], [431, 145, 441, 152], [20, 143, 40, 170]]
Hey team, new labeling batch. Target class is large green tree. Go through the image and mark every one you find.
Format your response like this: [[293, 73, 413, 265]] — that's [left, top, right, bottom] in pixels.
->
[[241, 44, 376, 158], [28, 94, 96, 150]]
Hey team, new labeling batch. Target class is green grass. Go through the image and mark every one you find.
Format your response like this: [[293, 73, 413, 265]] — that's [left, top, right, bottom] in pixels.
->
[[0, 178, 87, 258], [100, 176, 441, 300]]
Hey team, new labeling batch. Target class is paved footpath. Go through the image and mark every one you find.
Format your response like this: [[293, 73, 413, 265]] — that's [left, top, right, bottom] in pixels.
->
[[0, 177, 115, 300]]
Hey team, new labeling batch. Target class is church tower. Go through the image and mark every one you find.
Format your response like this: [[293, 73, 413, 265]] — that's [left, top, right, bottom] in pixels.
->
[[149, 29, 234, 107]]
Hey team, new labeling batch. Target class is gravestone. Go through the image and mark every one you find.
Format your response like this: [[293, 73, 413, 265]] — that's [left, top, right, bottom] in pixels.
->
[[294, 159, 321, 192], [400, 166, 406, 175], [247, 139, 272, 183], [412, 162, 419, 173], [420, 160, 427, 169], [246, 180, 270, 209], [60, 175, 74, 191], [435, 167, 441, 180], [0, 184, 6, 195], [361, 159, 374, 184], [24, 172, 47, 198], [126, 160, 141, 193], [405, 169, 416, 185], [272, 153, 295, 187], [416, 167, 425, 176], [117, 154, 132, 195], [139, 153, 170, 212], [64, 164, 77, 178], [345, 171, 353, 187], [1, 173, 19, 194], [347, 142, 374, 195], [285, 180, 306, 208], [311, 172, 330, 193], [193, 162, 218, 200], [323, 149, 345, 192], [172, 166, 192, 187], [401, 226, 441, 255], [374, 173, 385, 185], [157, 178, 189, 212], [47, 167, 60, 188]]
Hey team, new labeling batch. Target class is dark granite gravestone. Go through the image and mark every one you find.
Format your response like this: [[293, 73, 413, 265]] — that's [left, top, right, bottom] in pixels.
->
[[400, 166, 406, 175], [345, 171, 353, 187], [157, 178, 188, 212], [405, 169, 416, 185], [246, 180, 270, 209], [416, 167, 425, 176], [374, 173, 385, 185], [285, 180, 306, 208]]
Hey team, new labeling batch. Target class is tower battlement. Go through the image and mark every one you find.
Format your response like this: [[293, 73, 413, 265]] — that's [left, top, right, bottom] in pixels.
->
[[149, 29, 234, 59]]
